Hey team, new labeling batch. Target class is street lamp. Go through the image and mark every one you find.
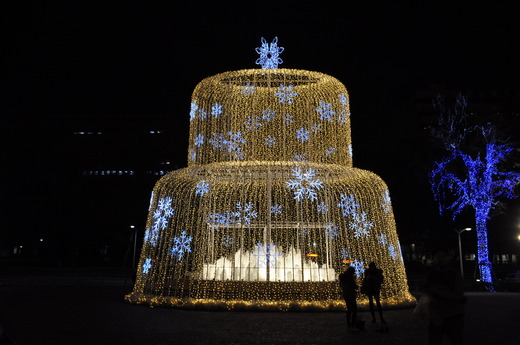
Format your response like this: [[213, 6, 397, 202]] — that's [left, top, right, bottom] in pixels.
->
[[130, 225, 137, 270], [455, 227, 472, 279]]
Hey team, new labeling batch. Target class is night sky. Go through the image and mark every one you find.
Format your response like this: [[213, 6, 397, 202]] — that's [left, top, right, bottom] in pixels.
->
[[3, 2, 520, 263]]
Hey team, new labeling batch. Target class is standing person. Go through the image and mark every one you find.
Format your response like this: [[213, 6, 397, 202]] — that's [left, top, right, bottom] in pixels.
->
[[361, 262, 387, 329], [424, 249, 466, 345], [339, 266, 359, 330]]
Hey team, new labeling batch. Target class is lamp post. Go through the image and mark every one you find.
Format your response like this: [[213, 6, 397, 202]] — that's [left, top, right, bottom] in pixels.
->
[[130, 225, 137, 270], [455, 227, 472, 279]]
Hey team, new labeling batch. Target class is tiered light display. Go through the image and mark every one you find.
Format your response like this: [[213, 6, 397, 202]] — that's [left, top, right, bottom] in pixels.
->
[[125, 38, 415, 311]]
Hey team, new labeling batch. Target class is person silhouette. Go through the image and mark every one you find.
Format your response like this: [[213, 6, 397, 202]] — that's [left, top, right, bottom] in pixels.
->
[[424, 249, 466, 345], [361, 262, 387, 329], [339, 266, 359, 330]]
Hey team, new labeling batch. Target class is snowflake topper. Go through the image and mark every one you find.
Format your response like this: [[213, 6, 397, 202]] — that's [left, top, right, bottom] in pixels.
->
[[255, 37, 284, 69]]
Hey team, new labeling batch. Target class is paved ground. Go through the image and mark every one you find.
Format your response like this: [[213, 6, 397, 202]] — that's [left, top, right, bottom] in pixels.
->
[[0, 276, 519, 344]]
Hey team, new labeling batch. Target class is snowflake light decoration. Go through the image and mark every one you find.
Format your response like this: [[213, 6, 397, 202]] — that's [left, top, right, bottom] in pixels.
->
[[142, 258, 152, 274], [274, 84, 298, 104], [255, 37, 284, 69], [198, 108, 207, 120], [209, 132, 226, 150], [190, 101, 198, 121], [339, 93, 348, 107], [311, 123, 322, 134], [170, 231, 192, 260], [262, 109, 275, 122], [222, 235, 234, 247], [382, 190, 391, 213], [337, 194, 373, 238], [350, 259, 365, 278], [253, 242, 282, 268], [264, 135, 276, 147], [147, 197, 174, 246], [351, 211, 374, 238], [286, 167, 323, 201], [241, 82, 255, 96], [207, 211, 240, 229], [378, 233, 388, 246], [337, 194, 359, 217], [316, 100, 335, 122], [324, 223, 339, 239], [296, 128, 310, 143], [195, 134, 204, 147], [271, 204, 282, 215], [189, 148, 196, 161], [325, 146, 337, 158], [208, 131, 247, 160], [211, 103, 223, 117], [337, 109, 349, 124], [221, 132, 248, 160], [388, 244, 397, 260], [195, 180, 210, 196], [284, 113, 294, 125], [317, 202, 329, 214], [235, 202, 259, 225], [293, 153, 308, 162], [244, 115, 263, 131], [340, 248, 349, 260]]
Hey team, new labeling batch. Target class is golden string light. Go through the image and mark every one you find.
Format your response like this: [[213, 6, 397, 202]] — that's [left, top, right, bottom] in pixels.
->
[[125, 68, 415, 311]]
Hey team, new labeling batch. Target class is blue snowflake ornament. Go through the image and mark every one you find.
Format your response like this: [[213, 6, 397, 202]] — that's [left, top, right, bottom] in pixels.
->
[[284, 113, 294, 125], [274, 84, 298, 104], [388, 244, 397, 259], [170, 231, 192, 260], [264, 135, 276, 147], [350, 259, 365, 278], [316, 100, 335, 122], [270, 204, 282, 215], [195, 134, 204, 147], [211, 103, 223, 117], [222, 235, 234, 247], [337, 194, 359, 217], [382, 190, 392, 213], [324, 223, 339, 239], [235, 202, 259, 225], [378, 233, 388, 246], [286, 167, 323, 201], [253, 242, 282, 268], [262, 109, 276, 122], [317, 202, 329, 214], [142, 258, 152, 274], [148, 197, 174, 246], [195, 180, 210, 196], [241, 82, 255, 96], [296, 128, 310, 143], [255, 37, 284, 69]]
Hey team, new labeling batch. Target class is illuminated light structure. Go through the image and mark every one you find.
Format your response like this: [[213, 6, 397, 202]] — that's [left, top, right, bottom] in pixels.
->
[[126, 38, 415, 311], [430, 127, 520, 290]]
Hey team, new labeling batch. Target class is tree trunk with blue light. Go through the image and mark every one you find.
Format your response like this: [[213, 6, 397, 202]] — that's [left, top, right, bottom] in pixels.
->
[[475, 208, 494, 291]]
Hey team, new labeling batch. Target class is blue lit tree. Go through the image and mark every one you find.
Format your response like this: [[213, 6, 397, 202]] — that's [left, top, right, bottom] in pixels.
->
[[429, 94, 520, 290]]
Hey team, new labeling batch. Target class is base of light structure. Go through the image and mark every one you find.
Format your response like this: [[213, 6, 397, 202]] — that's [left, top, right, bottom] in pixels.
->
[[125, 290, 416, 312], [130, 161, 415, 311]]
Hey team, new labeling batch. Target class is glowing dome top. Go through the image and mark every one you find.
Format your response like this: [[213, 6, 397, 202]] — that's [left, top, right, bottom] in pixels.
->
[[187, 68, 353, 167]]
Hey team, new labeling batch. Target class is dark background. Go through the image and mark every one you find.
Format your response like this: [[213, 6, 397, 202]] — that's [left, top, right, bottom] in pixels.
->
[[2, 2, 520, 272]]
